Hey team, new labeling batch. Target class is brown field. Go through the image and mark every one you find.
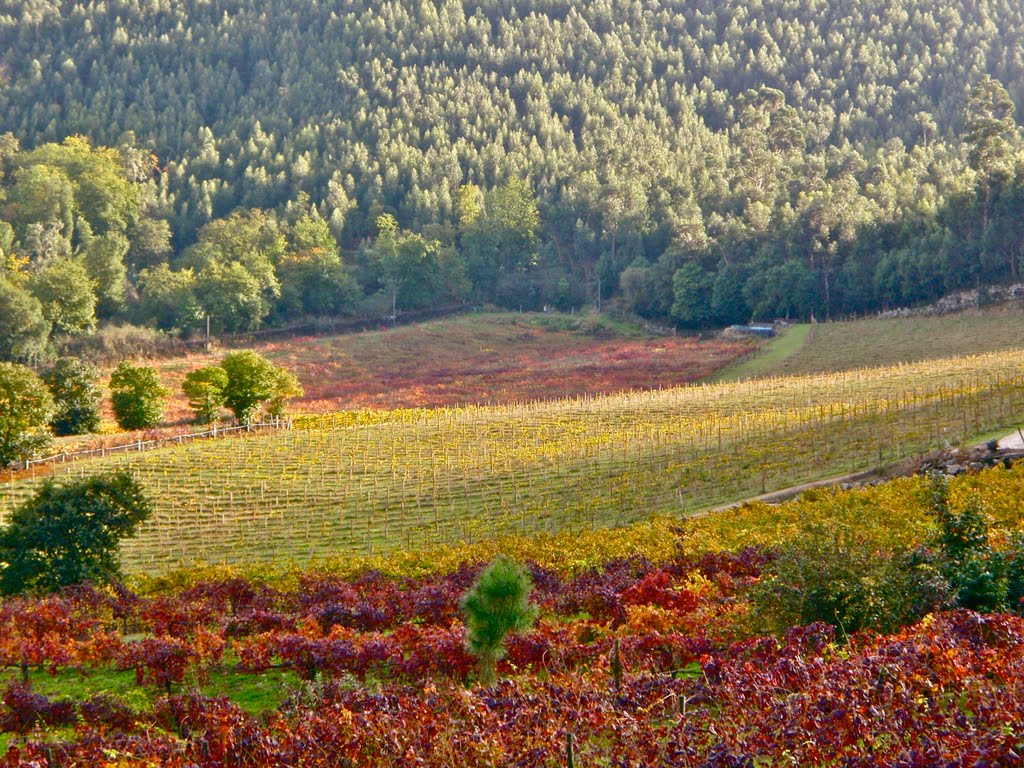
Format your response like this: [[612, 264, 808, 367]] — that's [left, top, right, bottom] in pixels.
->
[[131, 312, 756, 423]]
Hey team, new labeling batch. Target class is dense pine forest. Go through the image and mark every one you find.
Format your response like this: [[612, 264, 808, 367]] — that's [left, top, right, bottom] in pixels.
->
[[1, 0, 1023, 355]]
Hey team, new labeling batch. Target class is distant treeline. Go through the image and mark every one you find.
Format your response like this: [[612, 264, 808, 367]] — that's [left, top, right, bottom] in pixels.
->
[[0, 0, 1023, 358]]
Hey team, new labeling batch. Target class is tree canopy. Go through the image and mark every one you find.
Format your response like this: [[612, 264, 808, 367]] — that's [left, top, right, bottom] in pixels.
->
[[0, 471, 153, 595], [0, 280, 50, 363], [0, 0, 1022, 335], [220, 351, 295, 424], [182, 366, 229, 425], [42, 357, 102, 436], [109, 362, 168, 431], [0, 362, 55, 467]]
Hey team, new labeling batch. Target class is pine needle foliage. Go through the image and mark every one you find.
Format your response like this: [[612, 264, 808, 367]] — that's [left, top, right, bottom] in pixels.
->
[[460, 557, 538, 686]]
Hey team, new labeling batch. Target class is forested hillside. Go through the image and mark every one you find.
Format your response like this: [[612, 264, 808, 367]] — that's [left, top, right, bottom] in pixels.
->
[[1, 0, 1023, 351]]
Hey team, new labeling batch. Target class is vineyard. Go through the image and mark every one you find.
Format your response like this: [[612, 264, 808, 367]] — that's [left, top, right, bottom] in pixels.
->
[[5, 465, 1024, 764], [3, 349, 1024, 574], [139, 457, 1024, 588]]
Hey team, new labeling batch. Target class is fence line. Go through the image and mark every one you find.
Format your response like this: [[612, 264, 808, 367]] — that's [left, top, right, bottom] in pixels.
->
[[20, 419, 292, 472]]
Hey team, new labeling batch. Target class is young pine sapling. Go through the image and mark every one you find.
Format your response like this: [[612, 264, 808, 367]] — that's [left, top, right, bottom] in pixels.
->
[[460, 557, 538, 686]]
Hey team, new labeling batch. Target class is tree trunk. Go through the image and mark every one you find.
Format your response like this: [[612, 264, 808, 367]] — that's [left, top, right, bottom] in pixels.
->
[[983, 182, 991, 234], [823, 268, 831, 321]]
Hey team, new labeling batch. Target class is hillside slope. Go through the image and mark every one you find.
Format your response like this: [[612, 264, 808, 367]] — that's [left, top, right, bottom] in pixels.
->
[[714, 305, 1024, 382], [1, 0, 1023, 334], [144, 312, 754, 420], [5, 348, 1023, 573]]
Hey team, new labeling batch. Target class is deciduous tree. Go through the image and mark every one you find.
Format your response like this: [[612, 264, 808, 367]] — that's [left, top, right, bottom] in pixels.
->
[[277, 212, 358, 318], [29, 257, 97, 335], [0, 280, 50, 363], [671, 261, 713, 328], [220, 351, 280, 424], [185, 210, 283, 331], [135, 264, 202, 332], [372, 213, 443, 312], [266, 367, 303, 420], [42, 357, 102, 436], [182, 366, 228, 424], [0, 471, 152, 595], [109, 362, 167, 430], [0, 363, 54, 467]]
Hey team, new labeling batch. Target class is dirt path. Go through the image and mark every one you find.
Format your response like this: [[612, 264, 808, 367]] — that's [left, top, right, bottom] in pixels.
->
[[998, 430, 1024, 450], [701, 427, 1024, 516], [702, 462, 911, 515]]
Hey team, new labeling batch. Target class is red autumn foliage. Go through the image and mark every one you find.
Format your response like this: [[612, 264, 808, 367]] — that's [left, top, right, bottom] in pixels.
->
[[2, 553, 1023, 765]]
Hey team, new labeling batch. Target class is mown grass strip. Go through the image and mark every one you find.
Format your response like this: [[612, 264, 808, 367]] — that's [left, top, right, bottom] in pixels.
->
[[708, 324, 812, 383]]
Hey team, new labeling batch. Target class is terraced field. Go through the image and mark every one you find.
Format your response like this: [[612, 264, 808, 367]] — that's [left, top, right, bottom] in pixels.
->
[[5, 350, 1024, 574]]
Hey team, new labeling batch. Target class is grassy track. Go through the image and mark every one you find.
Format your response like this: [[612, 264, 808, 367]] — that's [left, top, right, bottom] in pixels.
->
[[743, 309, 1024, 378], [709, 324, 811, 382], [4, 350, 1024, 574]]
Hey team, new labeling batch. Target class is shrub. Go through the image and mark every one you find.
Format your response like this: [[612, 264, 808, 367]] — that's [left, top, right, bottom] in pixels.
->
[[1004, 533, 1024, 613], [928, 473, 1008, 612], [58, 323, 185, 365], [751, 523, 949, 637]]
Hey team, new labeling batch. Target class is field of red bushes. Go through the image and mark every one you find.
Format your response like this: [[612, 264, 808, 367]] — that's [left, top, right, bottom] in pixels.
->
[[3, 551, 1023, 765], [144, 313, 755, 421]]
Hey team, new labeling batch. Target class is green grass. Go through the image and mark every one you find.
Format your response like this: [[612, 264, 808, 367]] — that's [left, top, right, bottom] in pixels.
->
[[0, 664, 301, 759], [200, 667, 302, 712], [0, 664, 300, 715], [746, 309, 1024, 378], [706, 307, 1024, 384], [2, 667, 150, 706], [709, 324, 812, 382]]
